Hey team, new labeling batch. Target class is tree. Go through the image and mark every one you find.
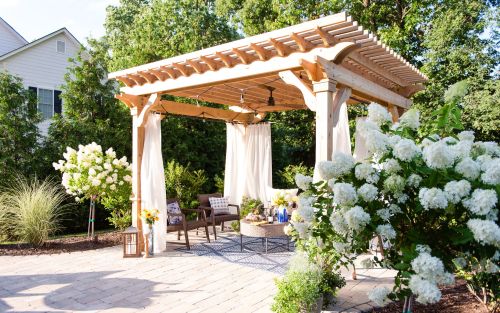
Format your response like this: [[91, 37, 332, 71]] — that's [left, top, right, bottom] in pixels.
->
[[104, 0, 240, 189], [0, 72, 41, 180], [41, 39, 132, 177], [215, 0, 500, 164]]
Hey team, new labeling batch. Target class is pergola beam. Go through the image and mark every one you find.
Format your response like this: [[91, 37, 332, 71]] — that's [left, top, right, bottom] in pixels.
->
[[315, 56, 412, 108], [156, 100, 264, 124]]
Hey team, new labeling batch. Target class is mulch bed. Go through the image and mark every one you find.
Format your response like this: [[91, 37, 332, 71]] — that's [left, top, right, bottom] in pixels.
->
[[0, 231, 122, 256], [370, 279, 488, 313]]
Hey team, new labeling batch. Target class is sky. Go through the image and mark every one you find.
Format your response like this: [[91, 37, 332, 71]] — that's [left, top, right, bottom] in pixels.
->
[[0, 0, 120, 45]]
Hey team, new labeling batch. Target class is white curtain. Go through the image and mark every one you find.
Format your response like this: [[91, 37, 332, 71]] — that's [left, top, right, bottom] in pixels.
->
[[224, 123, 272, 205], [332, 100, 351, 155], [141, 113, 167, 253], [353, 117, 369, 162], [313, 92, 352, 181]]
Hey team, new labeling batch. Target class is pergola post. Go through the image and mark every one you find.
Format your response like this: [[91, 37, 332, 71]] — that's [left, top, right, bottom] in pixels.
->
[[313, 78, 337, 163], [131, 103, 145, 249]]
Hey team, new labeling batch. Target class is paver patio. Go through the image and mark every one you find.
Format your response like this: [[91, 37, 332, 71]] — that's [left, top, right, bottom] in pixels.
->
[[0, 231, 395, 313]]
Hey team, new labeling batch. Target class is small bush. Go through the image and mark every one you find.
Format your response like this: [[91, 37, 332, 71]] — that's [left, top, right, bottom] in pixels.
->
[[0, 176, 68, 246], [164, 160, 207, 208]]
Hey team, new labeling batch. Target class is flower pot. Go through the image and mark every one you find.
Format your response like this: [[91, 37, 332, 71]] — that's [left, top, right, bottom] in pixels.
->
[[300, 295, 323, 313]]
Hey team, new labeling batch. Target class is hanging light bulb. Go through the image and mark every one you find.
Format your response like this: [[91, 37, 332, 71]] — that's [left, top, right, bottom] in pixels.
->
[[240, 90, 245, 104]]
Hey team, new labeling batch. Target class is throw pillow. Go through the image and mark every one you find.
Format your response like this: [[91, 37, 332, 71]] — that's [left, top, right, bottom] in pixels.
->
[[209, 197, 230, 215], [166, 201, 183, 225]]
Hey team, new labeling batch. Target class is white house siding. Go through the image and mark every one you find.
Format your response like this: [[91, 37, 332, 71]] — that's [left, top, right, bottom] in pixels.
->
[[0, 33, 80, 136], [0, 22, 25, 56]]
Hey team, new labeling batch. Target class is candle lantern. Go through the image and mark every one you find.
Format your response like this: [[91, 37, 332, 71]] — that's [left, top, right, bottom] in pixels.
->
[[122, 226, 141, 258]]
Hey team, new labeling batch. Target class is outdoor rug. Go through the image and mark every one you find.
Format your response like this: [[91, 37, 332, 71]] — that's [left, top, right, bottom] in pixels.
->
[[175, 233, 295, 274]]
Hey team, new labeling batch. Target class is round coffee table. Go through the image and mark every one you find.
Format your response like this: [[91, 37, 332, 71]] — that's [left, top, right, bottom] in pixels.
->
[[239, 219, 290, 253]]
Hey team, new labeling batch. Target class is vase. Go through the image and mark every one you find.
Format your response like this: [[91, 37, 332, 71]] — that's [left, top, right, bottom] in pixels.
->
[[277, 205, 288, 223], [148, 225, 154, 256]]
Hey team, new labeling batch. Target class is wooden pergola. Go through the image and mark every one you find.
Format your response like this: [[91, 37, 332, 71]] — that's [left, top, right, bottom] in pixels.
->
[[109, 12, 427, 239]]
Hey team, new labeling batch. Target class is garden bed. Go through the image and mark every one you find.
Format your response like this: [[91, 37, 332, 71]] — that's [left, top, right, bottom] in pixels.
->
[[0, 231, 121, 256], [370, 280, 488, 313]]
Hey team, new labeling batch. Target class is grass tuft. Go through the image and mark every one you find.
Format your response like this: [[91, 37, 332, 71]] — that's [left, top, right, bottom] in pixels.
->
[[0, 176, 68, 246]]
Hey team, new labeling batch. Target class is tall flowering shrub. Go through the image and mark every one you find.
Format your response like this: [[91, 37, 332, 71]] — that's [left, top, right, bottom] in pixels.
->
[[289, 104, 499, 309], [53, 142, 132, 229]]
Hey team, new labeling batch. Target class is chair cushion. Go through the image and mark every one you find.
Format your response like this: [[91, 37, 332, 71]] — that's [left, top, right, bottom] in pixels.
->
[[209, 197, 230, 215], [198, 193, 222, 207], [167, 201, 183, 225]]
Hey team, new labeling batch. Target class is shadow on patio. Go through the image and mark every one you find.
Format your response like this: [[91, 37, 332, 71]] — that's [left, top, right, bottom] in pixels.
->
[[0, 270, 189, 312]]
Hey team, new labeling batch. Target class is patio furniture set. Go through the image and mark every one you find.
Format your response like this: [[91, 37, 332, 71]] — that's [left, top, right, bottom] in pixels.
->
[[165, 193, 290, 252]]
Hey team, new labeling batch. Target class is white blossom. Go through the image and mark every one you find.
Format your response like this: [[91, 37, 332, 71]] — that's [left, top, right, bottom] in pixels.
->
[[393, 139, 421, 162], [389, 135, 402, 148], [458, 131, 475, 142], [444, 180, 471, 204], [467, 219, 500, 248], [91, 178, 101, 186], [399, 109, 420, 130], [455, 157, 480, 180], [408, 275, 441, 304], [315, 154, 353, 181], [423, 141, 456, 169], [407, 174, 422, 188], [292, 222, 310, 239], [368, 103, 392, 126], [358, 184, 378, 202], [382, 159, 402, 174], [418, 188, 448, 210], [481, 158, 500, 185], [463, 189, 497, 216], [344, 206, 371, 231], [354, 163, 379, 183], [376, 224, 396, 240], [367, 286, 391, 306], [383, 175, 405, 194], [411, 252, 453, 285], [332, 241, 349, 254], [333, 183, 358, 207], [376, 205, 400, 222], [452, 140, 472, 160], [477, 155, 494, 171], [365, 130, 391, 155], [295, 173, 313, 190], [330, 212, 349, 235]]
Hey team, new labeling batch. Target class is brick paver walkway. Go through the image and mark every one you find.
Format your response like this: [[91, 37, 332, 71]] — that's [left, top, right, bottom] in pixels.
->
[[0, 231, 395, 313]]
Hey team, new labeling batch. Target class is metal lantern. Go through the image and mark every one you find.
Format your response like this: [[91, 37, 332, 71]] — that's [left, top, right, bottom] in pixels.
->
[[122, 226, 141, 258]]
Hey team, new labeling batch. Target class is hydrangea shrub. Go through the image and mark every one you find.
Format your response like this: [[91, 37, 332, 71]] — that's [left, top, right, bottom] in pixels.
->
[[53, 142, 132, 205], [288, 104, 499, 308]]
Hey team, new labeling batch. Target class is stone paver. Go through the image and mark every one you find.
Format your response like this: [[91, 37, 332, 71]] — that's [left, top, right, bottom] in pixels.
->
[[0, 231, 395, 312]]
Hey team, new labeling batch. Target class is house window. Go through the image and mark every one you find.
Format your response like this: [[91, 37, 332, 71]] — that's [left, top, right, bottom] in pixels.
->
[[29, 87, 63, 119], [57, 40, 66, 53], [38, 89, 54, 119]]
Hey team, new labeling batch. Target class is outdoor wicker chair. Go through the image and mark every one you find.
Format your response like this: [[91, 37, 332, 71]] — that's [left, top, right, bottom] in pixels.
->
[[166, 198, 210, 250], [197, 193, 240, 240]]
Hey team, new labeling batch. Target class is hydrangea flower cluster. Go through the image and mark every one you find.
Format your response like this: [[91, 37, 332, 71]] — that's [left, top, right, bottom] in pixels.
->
[[53, 142, 132, 201], [287, 104, 499, 308]]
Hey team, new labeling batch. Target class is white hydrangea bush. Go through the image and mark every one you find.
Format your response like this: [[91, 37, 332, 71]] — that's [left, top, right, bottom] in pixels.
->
[[288, 103, 499, 308], [53, 142, 132, 202]]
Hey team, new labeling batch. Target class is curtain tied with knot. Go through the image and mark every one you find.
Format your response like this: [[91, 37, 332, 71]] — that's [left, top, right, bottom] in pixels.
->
[[141, 113, 167, 253]]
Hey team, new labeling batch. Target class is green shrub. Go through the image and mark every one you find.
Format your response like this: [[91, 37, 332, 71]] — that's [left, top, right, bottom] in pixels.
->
[[277, 163, 314, 189], [272, 254, 345, 313], [101, 192, 131, 230], [272, 269, 323, 313], [0, 176, 68, 246], [164, 160, 207, 208], [214, 173, 224, 194]]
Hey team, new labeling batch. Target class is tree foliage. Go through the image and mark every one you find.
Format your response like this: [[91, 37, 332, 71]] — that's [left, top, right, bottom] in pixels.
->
[[42, 39, 132, 178], [0, 72, 41, 180]]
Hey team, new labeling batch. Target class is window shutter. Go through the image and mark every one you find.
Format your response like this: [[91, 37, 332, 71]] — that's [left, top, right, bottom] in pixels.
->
[[28, 87, 38, 111], [54, 90, 62, 114]]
